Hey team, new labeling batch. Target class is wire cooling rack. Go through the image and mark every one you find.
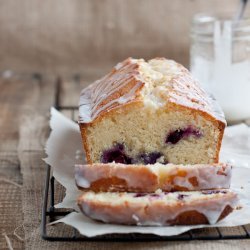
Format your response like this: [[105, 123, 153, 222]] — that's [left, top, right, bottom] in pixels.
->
[[41, 82, 250, 241]]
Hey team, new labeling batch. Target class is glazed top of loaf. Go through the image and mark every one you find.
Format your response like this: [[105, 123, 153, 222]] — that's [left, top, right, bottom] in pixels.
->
[[79, 57, 226, 124]]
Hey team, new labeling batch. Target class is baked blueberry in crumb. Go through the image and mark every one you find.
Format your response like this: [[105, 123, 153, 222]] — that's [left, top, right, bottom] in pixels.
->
[[134, 193, 147, 198], [149, 193, 160, 198], [139, 152, 164, 164], [202, 190, 227, 195], [166, 129, 184, 144], [166, 126, 202, 144], [177, 194, 189, 200], [101, 143, 132, 164]]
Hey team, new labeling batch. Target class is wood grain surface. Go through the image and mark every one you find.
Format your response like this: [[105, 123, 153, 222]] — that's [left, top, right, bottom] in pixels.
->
[[0, 73, 250, 249], [0, 0, 241, 75]]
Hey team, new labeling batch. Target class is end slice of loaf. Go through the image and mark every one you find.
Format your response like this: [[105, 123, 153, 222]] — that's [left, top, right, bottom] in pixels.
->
[[79, 58, 226, 165], [78, 190, 238, 226], [75, 162, 232, 192]]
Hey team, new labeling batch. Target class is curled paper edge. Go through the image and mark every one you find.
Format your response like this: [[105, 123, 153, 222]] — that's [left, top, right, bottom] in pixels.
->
[[43, 107, 82, 210]]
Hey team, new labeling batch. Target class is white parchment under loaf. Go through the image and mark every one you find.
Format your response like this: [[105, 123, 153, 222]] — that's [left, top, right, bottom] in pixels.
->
[[44, 108, 250, 237]]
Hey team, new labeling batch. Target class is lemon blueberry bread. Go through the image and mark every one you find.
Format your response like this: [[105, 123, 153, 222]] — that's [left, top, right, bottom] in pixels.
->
[[78, 189, 238, 226], [79, 58, 226, 165], [75, 162, 232, 192]]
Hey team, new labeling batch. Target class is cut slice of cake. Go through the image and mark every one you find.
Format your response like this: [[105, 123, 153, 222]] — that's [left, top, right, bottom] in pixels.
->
[[77, 190, 238, 226], [79, 57, 226, 165], [75, 162, 232, 192]]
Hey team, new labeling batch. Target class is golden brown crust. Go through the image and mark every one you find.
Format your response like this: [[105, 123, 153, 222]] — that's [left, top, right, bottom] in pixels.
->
[[80, 124, 92, 164], [78, 177, 128, 192], [167, 205, 233, 225], [216, 121, 226, 162], [167, 210, 209, 225], [77, 177, 151, 193]]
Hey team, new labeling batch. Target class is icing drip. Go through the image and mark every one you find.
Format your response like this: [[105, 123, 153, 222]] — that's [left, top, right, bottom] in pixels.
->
[[75, 165, 90, 188], [169, 72, 226, 124]]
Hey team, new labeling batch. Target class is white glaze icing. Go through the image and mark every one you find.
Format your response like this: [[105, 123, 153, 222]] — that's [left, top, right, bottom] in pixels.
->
[[75, 163, 232, 192], [75, 163, 158, 191], [78, 190, 238, 226], [75, 165, 91, 188], [79, 58, 226, 124], [79, 58, 144, 123], [159, 163, 232, 191]]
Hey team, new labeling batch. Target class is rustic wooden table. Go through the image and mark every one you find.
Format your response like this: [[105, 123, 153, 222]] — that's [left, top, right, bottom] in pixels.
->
[[0, 73, 249, 250]]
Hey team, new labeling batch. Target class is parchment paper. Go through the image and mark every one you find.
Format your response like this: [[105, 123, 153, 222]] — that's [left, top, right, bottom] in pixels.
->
[[44, 108, 250, 237]]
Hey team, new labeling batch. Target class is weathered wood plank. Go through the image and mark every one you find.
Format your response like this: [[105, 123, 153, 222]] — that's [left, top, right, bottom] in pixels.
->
[[0, 74, 42, 249], [0, 74, 55, 249], [15, 75, 56, 249], [0, 153, 23, 250]]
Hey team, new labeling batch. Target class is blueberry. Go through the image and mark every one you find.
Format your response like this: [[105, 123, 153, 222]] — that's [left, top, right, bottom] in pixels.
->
[[177, 194, 188, 200], [149, 193, 160, 198], [134, 193, 147, 198], [101, 143, 132, 164], [166, 129, 184, 144], [166, 126, 202, 144], [202, 190, 227, 195]]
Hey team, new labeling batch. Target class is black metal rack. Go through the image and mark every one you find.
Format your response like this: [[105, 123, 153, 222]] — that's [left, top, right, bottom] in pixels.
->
[[41, 101, 250, 241]]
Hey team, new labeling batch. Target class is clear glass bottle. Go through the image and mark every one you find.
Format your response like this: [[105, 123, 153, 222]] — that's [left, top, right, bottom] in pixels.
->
[[190, 12, 250, 123]]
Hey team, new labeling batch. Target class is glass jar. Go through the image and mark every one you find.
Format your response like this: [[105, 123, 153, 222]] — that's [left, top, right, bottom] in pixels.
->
[[190, 12, 250, 123]]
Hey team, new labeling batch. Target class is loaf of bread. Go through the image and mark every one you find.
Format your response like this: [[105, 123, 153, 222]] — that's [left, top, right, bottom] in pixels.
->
[[78, 190, 237, 226], [75, 162, 232, 192], [79, 58, 226, 165]]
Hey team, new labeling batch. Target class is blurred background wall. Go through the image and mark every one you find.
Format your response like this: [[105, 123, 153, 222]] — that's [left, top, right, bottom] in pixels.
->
[[0, 0, 239, 76]]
